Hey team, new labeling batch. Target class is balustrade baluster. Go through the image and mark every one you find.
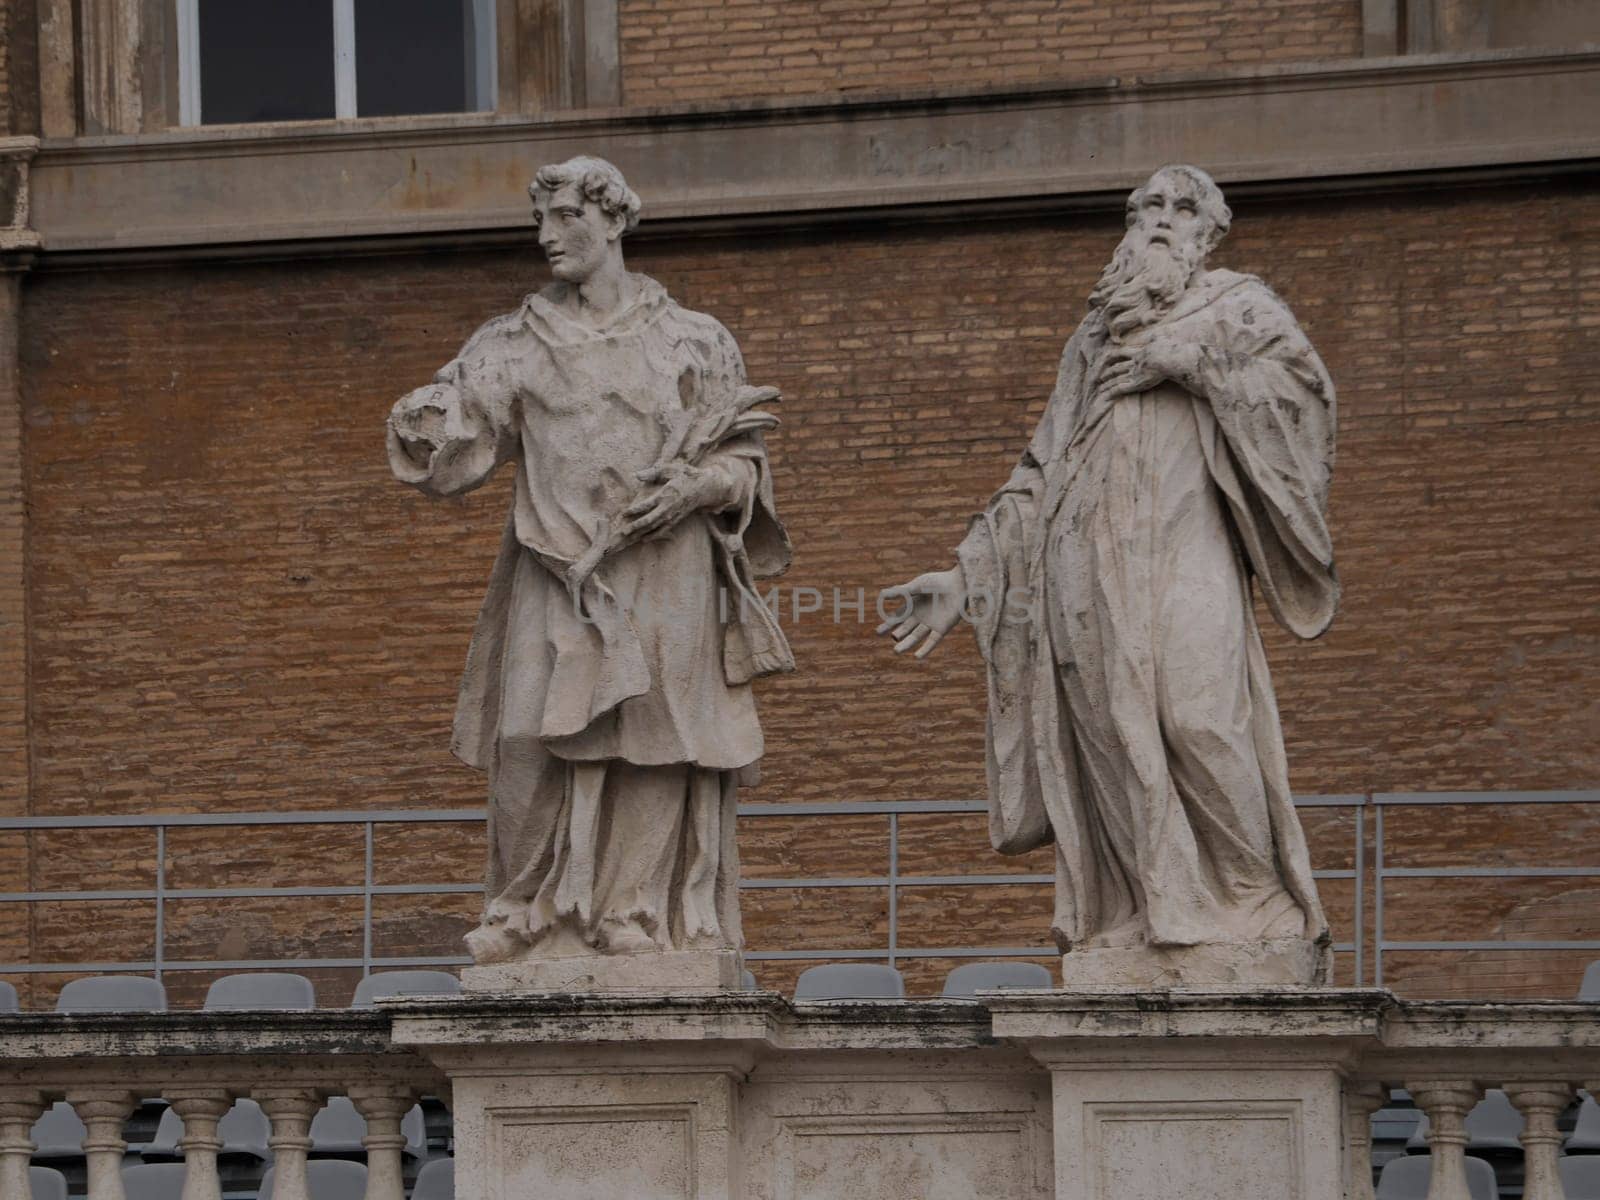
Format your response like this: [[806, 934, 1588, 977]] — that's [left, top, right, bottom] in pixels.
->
[[1503, 1082, 1574, 1200], [164, 1089, 232, 1200], [1344, 1081, 1387, 1200], [0, 1089, 47, 1200], [254, 1088, 322, 1200], [1406, 1080, 1482, 1200], [348, 1085, 415, 1200], [68, 1091, 136, 1200]]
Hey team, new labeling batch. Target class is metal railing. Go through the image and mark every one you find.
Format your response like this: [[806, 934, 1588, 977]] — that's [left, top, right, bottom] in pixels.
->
[[1, 790, 1596, 989], [1372, 789, 1600, 988]]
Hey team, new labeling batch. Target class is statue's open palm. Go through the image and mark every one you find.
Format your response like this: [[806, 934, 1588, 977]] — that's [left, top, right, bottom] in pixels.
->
[[876, 567, 966, 659]]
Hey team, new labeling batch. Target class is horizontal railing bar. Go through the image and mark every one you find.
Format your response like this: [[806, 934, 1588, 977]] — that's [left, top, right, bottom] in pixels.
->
[[1381, 867, 1600, 878], [740, 801, 987, 816], [1374, 790, 1600, 806], [0, 884, 488, 902], [0, 890, 156, 902], [0, 794, 1371, 832], [0, 955, 479, 975], [371, 884, 485, 895], [741, 874, 1054, 889], [1380, 940, 1600, 951], [744, 946, 1054, 960], [0, 961, 160, 974], [0, 809, 489, 830]]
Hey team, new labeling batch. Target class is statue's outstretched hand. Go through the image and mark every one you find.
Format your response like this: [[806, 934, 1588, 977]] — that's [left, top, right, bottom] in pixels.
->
[[876, 566, 967, 659]]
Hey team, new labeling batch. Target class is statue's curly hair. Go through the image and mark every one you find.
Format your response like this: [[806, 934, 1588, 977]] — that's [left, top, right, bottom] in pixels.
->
[[529, 156, 642, 234]]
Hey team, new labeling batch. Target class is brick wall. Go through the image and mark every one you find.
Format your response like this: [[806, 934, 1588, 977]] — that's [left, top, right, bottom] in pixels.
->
[[0, 276, 24, 820], [4, 178, 1598, 1003], [618, 0, 1365, 107], [0, 0, 11, 133]]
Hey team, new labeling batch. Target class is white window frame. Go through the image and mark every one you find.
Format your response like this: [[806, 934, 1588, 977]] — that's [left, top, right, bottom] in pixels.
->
[[177, 0, 497, 127]]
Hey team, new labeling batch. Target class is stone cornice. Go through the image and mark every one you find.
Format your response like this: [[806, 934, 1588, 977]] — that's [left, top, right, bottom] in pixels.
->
[[21, 48, 1600, 261]]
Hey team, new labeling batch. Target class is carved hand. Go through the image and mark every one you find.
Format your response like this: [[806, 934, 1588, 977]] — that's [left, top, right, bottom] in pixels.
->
[[1093, 337, 1202, 404], [390, 388, 451, 467], [875, 566, 967, 659], [616, 464, 731, 541]]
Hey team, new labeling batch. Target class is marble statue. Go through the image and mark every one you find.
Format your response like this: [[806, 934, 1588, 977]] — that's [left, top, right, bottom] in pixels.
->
[[879, 165, 1338, 986], [387, 157, 791, 982]]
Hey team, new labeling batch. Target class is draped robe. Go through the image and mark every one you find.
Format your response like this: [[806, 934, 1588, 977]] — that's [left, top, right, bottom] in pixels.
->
[[956, 270, 1337, 963], [387, 275, 791, 956]]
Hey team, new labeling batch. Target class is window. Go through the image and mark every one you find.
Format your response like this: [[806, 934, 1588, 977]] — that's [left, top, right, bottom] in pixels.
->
[[177, 0, 497, 126]]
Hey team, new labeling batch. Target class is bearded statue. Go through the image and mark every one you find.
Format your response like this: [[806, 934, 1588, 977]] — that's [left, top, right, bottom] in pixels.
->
[[879, 165, 1338, 987]]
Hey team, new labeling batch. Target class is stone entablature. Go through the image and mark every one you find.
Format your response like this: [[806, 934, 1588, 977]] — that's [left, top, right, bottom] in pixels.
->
[[6, 991, 1600, 1198], [19, 49, 1600, 259]]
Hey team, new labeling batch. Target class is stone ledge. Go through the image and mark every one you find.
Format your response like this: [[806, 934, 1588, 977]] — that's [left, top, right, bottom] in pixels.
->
[[6, 991, 1600, 1065], [0, 1008, 397, 1059], [22, 49, 1600, 259]]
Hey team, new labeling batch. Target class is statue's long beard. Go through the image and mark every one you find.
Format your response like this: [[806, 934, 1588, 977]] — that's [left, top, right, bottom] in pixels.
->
[[1089, 231, 1206, 343]]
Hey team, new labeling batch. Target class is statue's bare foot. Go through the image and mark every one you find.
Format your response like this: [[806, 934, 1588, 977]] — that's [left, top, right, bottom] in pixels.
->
[[465, 921, 525, 965], [599, 918, 658, 954], [680, 901, 722, 948]]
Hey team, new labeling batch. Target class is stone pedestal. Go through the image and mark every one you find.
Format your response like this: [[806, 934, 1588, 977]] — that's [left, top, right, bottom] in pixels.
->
[[1059, 938, 1329, 988], [389, 988, 1390, 1200], [989, 989, 1386, 1200], [461, 949, 742, 994]]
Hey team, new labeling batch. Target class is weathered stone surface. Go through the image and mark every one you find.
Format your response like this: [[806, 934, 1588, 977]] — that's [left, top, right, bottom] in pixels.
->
[[5, 991, 1600, 1197], [881, 167, 1336, 986], [388, 158, 790, 977], [462, 949, 742, 995], [1057, 939, 1328, 989]]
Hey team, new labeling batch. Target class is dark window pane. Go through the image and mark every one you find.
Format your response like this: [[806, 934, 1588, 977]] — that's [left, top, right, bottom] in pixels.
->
[[355, 0, 481, 118], [198, 0, 335, 124]]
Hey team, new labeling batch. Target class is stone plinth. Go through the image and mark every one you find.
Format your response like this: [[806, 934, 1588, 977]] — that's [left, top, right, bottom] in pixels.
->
[[15, 991, 1600, 1200], [390, 993, 1052, 1200], [1059, 938, 1328, 988], [461, 949, 743, 995], [386, 988, 1399, 1200], [988, 989, 1390, 1200]]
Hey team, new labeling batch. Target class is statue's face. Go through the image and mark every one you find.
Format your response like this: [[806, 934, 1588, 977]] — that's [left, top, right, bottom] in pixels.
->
[[533, 182, 621, 282], [1130, 169, 1209, 259]]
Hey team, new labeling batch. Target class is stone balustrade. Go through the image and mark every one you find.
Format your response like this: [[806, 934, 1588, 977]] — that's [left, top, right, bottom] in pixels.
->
[[0, 1009, 444, 1200], [3, 991, 1599, 1199]]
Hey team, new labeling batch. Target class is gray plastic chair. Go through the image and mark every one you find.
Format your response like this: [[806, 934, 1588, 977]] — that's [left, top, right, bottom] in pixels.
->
[[308, 1097, 426, 1160], [144, 1098, 271, 1162], [1564, 1155, 1600, 1200], [1406, 1089, 1524, 1154], [350, 970, 461, 1008], [941, 961, 1052, 998], [1579, 960, 1600, 1000], [28, 1103, 86, 1160], [1569, 1096, 1600, 1153], [56, 975, 168, 1013], [119, 1163, 187, 1200], [793, 963, 905, 1001], [203, 972, 315, 1011], [29, 1167, 68, 1200], [412, 1157, 455, 1200], [259, 1160, 367, 1200], [1376, 1154, 1497, 1200], [0, 980, 17, 1013], [1372, 1104, 1424, 1142]]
